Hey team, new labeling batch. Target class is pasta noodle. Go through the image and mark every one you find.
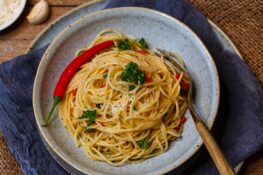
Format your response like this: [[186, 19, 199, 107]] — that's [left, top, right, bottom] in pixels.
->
[[58, 29, 188, 166]]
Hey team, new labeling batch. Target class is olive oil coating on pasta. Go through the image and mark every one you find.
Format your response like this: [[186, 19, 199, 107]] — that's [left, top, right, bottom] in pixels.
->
[[58, 29, 188, 166]]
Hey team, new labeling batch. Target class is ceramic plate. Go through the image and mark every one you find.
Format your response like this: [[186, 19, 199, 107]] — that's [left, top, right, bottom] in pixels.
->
[[33, 7, 219, 175], [29, 0, 243, 173]]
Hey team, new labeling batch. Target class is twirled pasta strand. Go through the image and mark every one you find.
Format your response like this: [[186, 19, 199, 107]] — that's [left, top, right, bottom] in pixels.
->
[[58, 29, 188, 166]]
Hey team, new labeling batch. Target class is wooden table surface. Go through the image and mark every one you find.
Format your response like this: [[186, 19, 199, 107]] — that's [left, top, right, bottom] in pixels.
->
[[0, 0, 262, 175]]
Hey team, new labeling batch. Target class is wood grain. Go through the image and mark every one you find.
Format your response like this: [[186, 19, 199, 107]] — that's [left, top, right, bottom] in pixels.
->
[[188, 99, 236, 175], [0, 6, 73, 63], [195, 120, 235, 175], [0, 0, 262, 175]]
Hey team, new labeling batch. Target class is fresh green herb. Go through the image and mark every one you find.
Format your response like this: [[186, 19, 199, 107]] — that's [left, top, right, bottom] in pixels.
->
[[137, 38, 148, 49], [79, 110, 97, 132], [117, 38, 131, 50], [78, 109, 96, 119], [137, 138, 150, 148], [78, 109, 97, 126], [121, 62, 137, 82], [136, 72, 145, 85], [120, 62, 145, 85], [96, 103, 102, 109], [103, 74, 107, 78], [129, 85, 136, 91], [87, 114, 96, 126]]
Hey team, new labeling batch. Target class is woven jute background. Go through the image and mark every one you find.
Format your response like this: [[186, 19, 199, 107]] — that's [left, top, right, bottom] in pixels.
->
[[0, 134, 23, 175], [0, 0, 262, 174], [191, 0, 263, 86]]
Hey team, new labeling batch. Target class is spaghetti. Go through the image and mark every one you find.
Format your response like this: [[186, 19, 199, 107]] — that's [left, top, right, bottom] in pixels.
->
[[58, 29, 188, 166]]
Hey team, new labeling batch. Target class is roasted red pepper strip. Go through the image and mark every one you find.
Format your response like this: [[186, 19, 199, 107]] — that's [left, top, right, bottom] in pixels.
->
[[72, 88, 77, 96], [174, 117, 187, 131], [145, 74, 153, 83], [134, 49, 148, 55], [180, 80, 190, 90], [99, 80, 106, 88], [175, 72, 190, 97], [42, 40, 114, 127], [180, 117, 187, 123], [175, 73, 190, 90], [175, 73, 181, 80]]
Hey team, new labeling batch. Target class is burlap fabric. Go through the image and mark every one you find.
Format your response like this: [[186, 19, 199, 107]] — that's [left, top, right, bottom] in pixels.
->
[[0, 134, 23, 175], [0, 0, 262, 174], [191, 0, 263, 86]]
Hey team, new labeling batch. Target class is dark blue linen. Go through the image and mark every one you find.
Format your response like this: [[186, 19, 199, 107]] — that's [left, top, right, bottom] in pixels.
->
[[0, 0, 262, 174]]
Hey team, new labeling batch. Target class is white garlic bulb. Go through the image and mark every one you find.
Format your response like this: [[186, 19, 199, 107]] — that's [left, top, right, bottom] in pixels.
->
[[27, 0, 50, 24]]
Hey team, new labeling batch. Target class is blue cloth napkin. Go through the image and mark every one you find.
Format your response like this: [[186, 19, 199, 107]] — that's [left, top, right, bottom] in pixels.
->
[[0, 0, 262, 174]]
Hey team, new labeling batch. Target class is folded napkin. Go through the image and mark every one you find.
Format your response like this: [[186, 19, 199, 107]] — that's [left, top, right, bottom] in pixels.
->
[[0, 0, 262, 175]]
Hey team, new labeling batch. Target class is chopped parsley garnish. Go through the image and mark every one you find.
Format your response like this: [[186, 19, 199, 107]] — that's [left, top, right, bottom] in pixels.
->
[[137, 38, 148, 49], [117, 39, 131, 50], [121, 62, 145, 85], [129, 85, 136, 91], [78, 109, 96, 125], [136, 72, 145, 85], [87, 114, 96, 125], [103, 73, 108, 78], [78, 109, 97, 132], [78, 110, 96, 119], [137, 138, 150, 148]]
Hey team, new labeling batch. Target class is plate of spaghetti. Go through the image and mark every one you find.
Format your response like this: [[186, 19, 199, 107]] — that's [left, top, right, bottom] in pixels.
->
[[33, 7, 219, 175]]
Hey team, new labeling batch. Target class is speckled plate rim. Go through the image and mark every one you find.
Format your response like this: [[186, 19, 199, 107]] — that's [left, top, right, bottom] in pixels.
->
[[29, 0, 244, 173], [33, 6, 220, 175], [0, 0, 27, 31], [25, 0, 243, 61]]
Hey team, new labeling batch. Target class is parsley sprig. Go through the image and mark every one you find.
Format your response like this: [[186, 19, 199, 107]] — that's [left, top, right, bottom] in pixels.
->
[[137, 38, 148, 49], [78, 109, 97, 132], [117, 38, 149, 51], [137, 138, 150, 148], [117, 39, 131, 50], [121, 62, 145, 85]]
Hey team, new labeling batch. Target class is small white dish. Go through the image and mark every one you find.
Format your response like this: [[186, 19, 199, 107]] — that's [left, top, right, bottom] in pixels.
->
[[0, 0, 27, 31]]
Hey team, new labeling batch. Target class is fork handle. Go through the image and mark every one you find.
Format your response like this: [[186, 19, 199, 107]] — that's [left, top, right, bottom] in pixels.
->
[[195, 119, 236, 175], [188, 101, 236, 175]]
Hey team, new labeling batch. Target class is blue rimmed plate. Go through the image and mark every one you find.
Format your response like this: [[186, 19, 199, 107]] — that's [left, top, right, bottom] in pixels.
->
[[33, 7, 220, 175]]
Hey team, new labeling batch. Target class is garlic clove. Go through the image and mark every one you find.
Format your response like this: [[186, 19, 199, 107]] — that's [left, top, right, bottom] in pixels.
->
[[27, 0, 50, 24]]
